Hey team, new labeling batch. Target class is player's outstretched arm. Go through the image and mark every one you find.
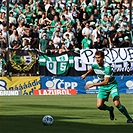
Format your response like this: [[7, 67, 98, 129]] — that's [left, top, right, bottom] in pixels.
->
[[81, 68, 93, 79], [85, 77, 110, 90]]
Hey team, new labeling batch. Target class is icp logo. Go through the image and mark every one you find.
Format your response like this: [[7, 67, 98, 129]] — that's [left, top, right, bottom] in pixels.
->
[[45, 78, 78, 89]]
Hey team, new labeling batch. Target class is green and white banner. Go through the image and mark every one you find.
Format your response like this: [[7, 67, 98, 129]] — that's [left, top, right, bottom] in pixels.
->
[[7, 48, 133, 76], [39, 48, 133, 76], [39, 54, 75, 75]]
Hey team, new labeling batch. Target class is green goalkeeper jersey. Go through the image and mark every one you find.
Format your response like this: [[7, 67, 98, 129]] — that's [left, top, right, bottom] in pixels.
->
[[92, 62, 116, 84]]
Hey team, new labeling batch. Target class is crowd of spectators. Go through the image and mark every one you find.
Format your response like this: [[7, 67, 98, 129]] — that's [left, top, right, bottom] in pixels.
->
[[0, 0, 132, 76]]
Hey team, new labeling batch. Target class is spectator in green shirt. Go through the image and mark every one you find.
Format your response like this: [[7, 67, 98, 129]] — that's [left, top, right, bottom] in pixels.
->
[[81, 34, 92, 49], [39, 33, 48, 53]]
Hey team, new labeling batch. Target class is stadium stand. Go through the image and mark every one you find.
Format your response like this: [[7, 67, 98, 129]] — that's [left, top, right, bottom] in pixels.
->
[[0, 0, 132, 76]]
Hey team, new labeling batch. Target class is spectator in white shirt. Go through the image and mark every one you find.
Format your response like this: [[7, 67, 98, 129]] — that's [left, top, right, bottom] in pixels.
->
[[63, 9, 73, 20], [16, 22, 24, 37], [63, 26, 75, 41], [53, 31, 61, 49], [9, 12, 17, 24], [92, 24, 101, 45], [10, 30, 18, 44], [82, 22, 91, 37]]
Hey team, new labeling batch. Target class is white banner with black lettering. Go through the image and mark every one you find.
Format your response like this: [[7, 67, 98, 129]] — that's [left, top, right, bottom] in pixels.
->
[[80, 48, 133, 74]]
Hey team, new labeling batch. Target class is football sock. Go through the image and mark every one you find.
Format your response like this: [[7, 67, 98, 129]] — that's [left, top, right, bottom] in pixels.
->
[[98, 104, 112, 111], [117, 105, 132, 120]]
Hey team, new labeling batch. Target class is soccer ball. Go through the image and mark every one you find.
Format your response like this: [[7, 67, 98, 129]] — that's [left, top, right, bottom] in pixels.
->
[[42, 115, 54, 125]]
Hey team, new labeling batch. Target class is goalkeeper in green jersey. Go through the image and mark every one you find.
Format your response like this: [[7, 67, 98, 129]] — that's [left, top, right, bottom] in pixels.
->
[[81, 50, 133, 123]]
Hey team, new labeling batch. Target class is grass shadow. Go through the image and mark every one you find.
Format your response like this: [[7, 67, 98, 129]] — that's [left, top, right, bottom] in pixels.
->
[[0, 115, 133, 133]]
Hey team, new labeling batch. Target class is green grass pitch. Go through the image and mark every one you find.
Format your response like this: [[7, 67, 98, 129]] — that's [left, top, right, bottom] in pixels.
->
[[0, 94, 133, 133]]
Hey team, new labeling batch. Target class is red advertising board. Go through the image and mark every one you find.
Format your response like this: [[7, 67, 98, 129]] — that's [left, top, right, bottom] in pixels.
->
[[34, 89, 77, 95]]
